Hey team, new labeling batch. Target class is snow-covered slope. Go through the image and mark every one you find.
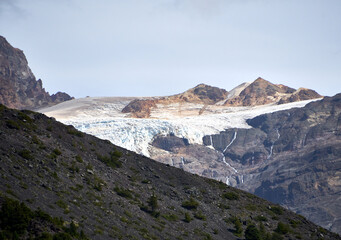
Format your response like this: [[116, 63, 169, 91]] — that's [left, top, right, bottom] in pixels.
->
[[40, 97, 320, 157]]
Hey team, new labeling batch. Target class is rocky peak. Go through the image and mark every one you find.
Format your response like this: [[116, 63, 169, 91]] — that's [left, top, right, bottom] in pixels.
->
[[122, 84, 228, 118], [0, 36, 73, 110], [224, 77, 321, 106], [175, 83, 228, 104]]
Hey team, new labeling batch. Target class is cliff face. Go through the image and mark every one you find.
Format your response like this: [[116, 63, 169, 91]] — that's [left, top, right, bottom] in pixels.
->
[[0, 36, 73, 110], [208, 94, 341, 233], [2, 105, 339, 239], [149, 94, 341, 233]]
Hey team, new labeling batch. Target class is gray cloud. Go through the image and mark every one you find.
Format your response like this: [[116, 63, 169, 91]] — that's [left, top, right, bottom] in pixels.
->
[[0, 0, 340, 98]]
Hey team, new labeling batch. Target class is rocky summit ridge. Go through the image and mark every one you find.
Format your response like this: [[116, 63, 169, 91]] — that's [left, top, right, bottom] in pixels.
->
[[122, 77, 322, 118], [0, 104, 340, 239], [0, 36, 73, 110]]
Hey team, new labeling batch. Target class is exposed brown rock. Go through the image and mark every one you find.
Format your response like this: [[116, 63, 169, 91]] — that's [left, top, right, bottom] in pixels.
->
[[122, 84, 228, 118], [278, 88, 322, 104], [224, 77, 296, 106], [223, 77, 322, 107], [121, 98, 157, 118], [0, 36, 73, 110]]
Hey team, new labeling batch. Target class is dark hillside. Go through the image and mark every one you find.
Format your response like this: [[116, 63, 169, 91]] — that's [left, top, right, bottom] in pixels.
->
[[0, 104, 339, 239]]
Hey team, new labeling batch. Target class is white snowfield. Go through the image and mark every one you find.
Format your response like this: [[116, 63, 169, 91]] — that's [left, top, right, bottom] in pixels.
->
[[39, 97, 320, 157]]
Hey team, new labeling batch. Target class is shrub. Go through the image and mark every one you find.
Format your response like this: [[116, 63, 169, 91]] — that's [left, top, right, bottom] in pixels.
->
[[162, 214, 178, 221], [275, 222, 290, 234], [67, 127, 84, 137], [0, 198, 32, 235], [255, 215, 267, 222], [194, 211, 206, 221], [6, 120, 20, 129], [53, 148, 62, 156], [222, 191, 239, 200], [75, 155, 83, 163], [184, 213, 192, 223], [228, 216, 243, 236], [114, 186, 132, 199], [97, 150, 122, 169], [245, 224, 261, 240], [270, 205, 283, 215], [18, 149, 33, 160], [181, 198, 199, 210]]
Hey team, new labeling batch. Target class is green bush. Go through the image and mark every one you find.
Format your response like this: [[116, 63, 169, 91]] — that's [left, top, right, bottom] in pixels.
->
[[67, 127, 84, 137], [222, 191, 239, 200], [270, 205, 283, 215], [53, 148, 62, 156], [255, 215, 268, 222], [184, 213, 192, 223], [194, 211, 206, 221], [18, 149, 33, 160], [6, 120, 20, 129], [275, 222, 290, 234], [162, 214, 178, 221], [0, 197, 32, 235], [245, 224, 261, 240], [97, 150, 122, 169], [114, 186, 132, 199], [228, 216, 243, 236], [181, 198, 199, 210]]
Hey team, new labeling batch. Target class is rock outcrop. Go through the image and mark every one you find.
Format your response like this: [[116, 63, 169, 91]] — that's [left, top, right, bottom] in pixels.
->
[[0, 36, 73, 110], [122, 84, 228, 118], [122, 78, 322, 118], [224, 77, 322, 106]]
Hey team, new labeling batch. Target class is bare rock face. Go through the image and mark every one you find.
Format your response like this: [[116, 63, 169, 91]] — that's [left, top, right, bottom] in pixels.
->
[[224, 77, 322, 106], [0, 36, 73, 110], [278, 88, 322, 104], [121, 98, 157, 118], [150, 94, 341, 233], [122, 84, 228, 118]]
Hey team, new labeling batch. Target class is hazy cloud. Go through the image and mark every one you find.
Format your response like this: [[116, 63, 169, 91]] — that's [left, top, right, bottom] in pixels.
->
[[0, 0, 340, 98]]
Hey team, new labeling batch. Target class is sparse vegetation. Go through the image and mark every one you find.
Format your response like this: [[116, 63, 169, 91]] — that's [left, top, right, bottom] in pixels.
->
[[222, 191, 239, 200], [97, 150, 122, 169], [114, 186, 133, 199], [181, 197, 199, 210]]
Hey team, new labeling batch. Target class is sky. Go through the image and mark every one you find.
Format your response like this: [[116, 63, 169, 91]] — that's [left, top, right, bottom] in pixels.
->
[[0, 0, 340, 98]]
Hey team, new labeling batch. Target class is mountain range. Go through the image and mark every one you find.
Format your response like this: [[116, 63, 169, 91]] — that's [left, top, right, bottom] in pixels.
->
[[1, 35, 341, 237]]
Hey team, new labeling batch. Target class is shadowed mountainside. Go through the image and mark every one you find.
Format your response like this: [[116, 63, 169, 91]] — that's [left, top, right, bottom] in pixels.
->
[[0, 104, 339, 239]]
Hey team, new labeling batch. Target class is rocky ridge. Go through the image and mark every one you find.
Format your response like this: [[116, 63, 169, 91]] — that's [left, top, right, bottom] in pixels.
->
[[0, 36, 73, 110], [2, 104, 339, 239], [122, 78, 322, 118], [122, 84, 228, 118]]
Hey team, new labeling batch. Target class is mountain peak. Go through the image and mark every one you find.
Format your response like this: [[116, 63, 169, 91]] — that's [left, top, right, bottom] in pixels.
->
[[224, 77, 320, 106], [0, 35, 73, 110]]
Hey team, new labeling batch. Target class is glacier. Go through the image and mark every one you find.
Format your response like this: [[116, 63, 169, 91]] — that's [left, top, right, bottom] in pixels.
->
[[40, 97, 320, 157]]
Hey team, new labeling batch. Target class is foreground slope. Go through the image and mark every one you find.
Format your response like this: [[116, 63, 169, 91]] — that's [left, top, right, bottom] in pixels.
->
[[0, 36, 73, 110], [1, 105, 339, 239]]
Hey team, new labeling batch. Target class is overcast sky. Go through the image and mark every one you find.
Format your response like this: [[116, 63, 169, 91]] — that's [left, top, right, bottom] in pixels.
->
[[0, 0, 340, 98]]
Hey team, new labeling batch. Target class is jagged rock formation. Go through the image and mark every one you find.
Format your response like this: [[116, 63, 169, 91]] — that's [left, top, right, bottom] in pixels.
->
[[122, 78, 322, 118], [0, 36, 73, 110], [122, 84, 228, 118], [224, 77, 322, 106], [2, 105, 339, 239]]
